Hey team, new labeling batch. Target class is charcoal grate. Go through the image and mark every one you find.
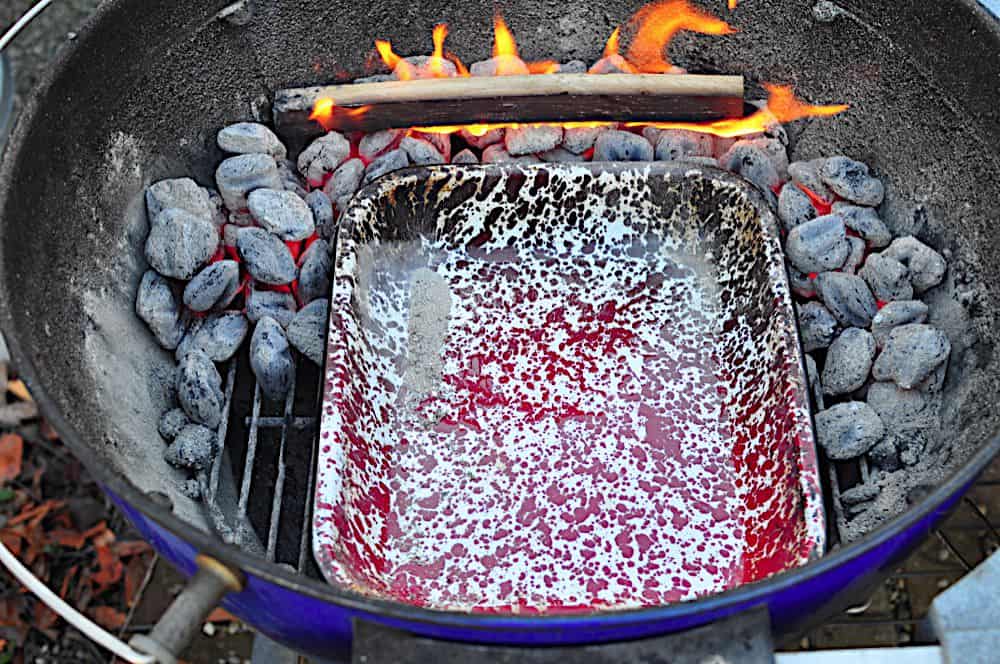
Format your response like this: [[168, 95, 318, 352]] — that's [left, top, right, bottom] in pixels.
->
[[201, 342, 323, 578]]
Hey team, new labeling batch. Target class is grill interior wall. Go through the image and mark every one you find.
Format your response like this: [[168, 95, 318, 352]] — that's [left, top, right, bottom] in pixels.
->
[[1, 0, 1000, 538]]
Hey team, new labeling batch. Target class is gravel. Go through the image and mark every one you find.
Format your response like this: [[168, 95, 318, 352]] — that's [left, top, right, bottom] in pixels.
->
[[505, 126, 563, 156], [136, 270, 186, 350], [400, 136, 446, 165], [297, 239, 332, 305], [871, 300, 929, 347], [821, 156, 885, 206], [215, 153, 283, 211], [246, 288, 298, 328], [859, 253, 913, 302], [144, 208, 218, 280], [815, 401, 885, 460], [882, 236, 947, 293], [816, 271, 878, 327], [183, 260, 240, 312], [784, 214, 849, 273], [832, 202, 891, 248], [323, 158, 365, 201], [247, 188, 315, 241], [822, 327, 876, 396], [798, 301, 838, 352], [146, 178, 213, 222], [306, 190, 336, 241], [654, 130, 713, 161], [250, 317, 295, 401], [359, 129, 403, 161], [236, 227, 297, 285], [157, 408, 190, 442], [286, 299, 328, 365], [363, 148, 410, 184], [175, 312, 248, 363], [872, 323, 951, 390], [777, 184, 817, 231], [164, 424, 217, 471], [176, 349, 225, 428], [593, 130, 654, 162], [298, 131, 351, 185], [217, 122, 287, 159]]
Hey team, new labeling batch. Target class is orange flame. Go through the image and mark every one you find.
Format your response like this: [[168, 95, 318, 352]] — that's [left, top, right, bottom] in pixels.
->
[[728, 0, 738, 9], [629, 83, 849, 137], [309, 99, 372, 132], [604, 27, 622, 58], [626, 0, 735, 73], [493, 15, 518, 59], [375, 39, 402, 72]]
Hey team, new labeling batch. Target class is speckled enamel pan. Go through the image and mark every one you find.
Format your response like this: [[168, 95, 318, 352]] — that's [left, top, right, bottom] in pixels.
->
[[314, 162, 824, 613]]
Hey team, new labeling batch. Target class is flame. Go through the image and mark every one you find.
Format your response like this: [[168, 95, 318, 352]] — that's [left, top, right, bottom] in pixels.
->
[[604, 27, 622, 58], [629, 83, 849, 137], [375, 39, 402, 72], [728, 0, 738, 9], [493, 15, 518, 59], [309, 99, 372, 131], [429, 24, 450, 77], [626, 0, 735, 73]]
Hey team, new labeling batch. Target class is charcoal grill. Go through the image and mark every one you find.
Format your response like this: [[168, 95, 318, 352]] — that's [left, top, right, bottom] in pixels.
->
[[3, 0, 1000, 661]]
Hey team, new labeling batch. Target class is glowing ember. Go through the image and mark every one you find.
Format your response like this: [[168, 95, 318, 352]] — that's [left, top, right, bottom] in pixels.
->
[[625, 0, 735, 73]]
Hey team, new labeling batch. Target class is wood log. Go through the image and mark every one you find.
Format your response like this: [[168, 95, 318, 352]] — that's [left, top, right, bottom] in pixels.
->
[[273, 73, 744, 137]]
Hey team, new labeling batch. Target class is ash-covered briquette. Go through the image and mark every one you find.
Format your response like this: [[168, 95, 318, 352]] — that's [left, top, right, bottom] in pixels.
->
[[306, 190, 336, 241], [400, 136, 446, 165], [176, 312, 249, 363], [298, 239, 332, 305], [359, 129, 403, 161], [324, 158, 365, 202], [505, 125, 563, 156], [157, 408, 190, 442], [246, 288, 298, 328], [788, 159, 834, 204], [798, 301, 838, 353], [872, 324, 950, 391], [176, 349, 225, 428], [562, 126, 606, 154], [250, 316, 296, 401], [451, 149, 479, 164], [821, 156, 885, 206], [815, 401, 885, 460], [859, 253, 913, 302], [164, 424, 217, 471], [363, 148, 410, 184], [719, 141, 781, 198], [215, 153, 283, 211], [236, 227, 297, 285], [144, 208, 219, 280], [784, 214, 849, 273], [247, 188, 316, 241], [816, 271, 878, 328], [822, 327, 876, 396], [286, 299, 328, 366], [832, 202, 891, 248], [654, 129, 713, 162], [136, 270, 187, 350], [146, 178, 214, 222], [482, 144, 541, 164], [297, 131, 351, 185], [842, 237, 866, 275], [217, 122, 287, 160], [183, 260, 240, 312], [777, 184, 817, 231], [883, 236, 947, 293], [871, 300, 929, 348], [593, 130, 654, 162]]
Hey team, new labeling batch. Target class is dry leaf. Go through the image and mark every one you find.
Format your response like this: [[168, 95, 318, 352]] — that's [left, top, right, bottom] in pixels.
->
[[89, 606, 126, 630], [46, 529, 87, 550], [124, 556, 148, 608], [205, 608, 238, 623], [6, 381, 31, 403], [113, 541, 151, 558], [0, 434, 23, 483], [92, 545, 123, 593]]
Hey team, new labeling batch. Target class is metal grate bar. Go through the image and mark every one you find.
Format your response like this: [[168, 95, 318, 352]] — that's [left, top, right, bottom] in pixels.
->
[[266, 380, 297, 560]]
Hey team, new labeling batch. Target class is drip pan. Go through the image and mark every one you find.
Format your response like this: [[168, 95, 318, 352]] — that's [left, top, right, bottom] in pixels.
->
[[314, 162, 824, 613]]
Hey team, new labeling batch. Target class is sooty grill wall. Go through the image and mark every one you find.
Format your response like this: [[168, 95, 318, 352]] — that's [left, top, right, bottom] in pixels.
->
[[1, 0, 1000, 531]]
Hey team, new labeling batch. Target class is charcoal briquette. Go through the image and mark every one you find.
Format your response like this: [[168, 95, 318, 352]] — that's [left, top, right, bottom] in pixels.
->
[[247, 188, 316, 241], [882, 235, 947, 293], [593, 130, 654, 162], [176, 349, 225, 428], [136, 270, 186, 350], [797, 301, 838, 352], [451, 149, 479, 165], [183, 260, 240, 312], [832, 202, 892, 248], [157, 408, 190, 442], [298, 239, 332, 305], [561, 126, 607, 154], [815, 401, 885, 460], [821, 156, 884, 206], [217, 122, 287, 160], [236, 227, 297, 285], [859, 253, 913, 302], [176, 312, 249, 363], [146, 178, 213, 223], [816, 271, 878, 328], [250, 316, 295, 401], [822, 327, 876, 396], [323, 158, 364, 202], [298, 131, 351, 185], [246, 288, 298, 328], [359, 129, 403, 161], [164, 424, 217, 471], [871, 300, 929, 347], [505, 126, 563, 156], [785, 214, 850, 273], [400, 136, 445, 165], [777, 184, 817, 231], [286, 299, 328, 366], [215, 153, 283, 211], [144, 208, 218, 280], [872, 323, 950, 390], [654, 130, 714, 162], [306, 190, 336, 241], [363, 148, 410, 185]]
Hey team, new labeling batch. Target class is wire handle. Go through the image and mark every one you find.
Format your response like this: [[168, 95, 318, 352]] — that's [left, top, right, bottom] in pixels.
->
[[0, 0, 56, 53], [0, 538, 157, 663]]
